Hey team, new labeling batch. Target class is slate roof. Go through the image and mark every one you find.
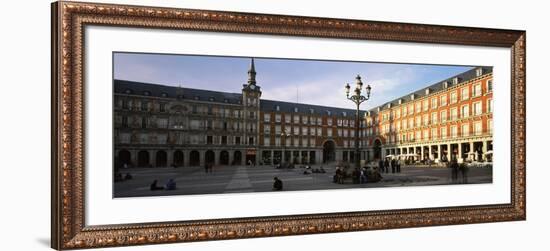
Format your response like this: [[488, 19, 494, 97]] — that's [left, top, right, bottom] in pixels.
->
[[113, 66, 491, 117], [372, 66, 492, 113], [114, 80, 243, 104]]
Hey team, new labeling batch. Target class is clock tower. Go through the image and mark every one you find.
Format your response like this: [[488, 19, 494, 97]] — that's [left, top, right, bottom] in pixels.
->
[[242, 58, 262, 165]]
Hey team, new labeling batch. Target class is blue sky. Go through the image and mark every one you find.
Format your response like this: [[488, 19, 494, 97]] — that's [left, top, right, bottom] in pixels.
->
[[114, 53, 473, 110]]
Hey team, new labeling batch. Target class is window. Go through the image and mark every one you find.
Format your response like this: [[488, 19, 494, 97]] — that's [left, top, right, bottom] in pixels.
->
[[474, 121, 482, 135], [487, 80, 493, 92], [264, 126, 271, 134], [461, 87, 469, 100], [451, 125, 458, 138], [275, 114, 281, 123], [461, 105, 469, 118], [327, 118, 333, 126], [488, 119, 493, 133], [264, 114, 270, 122], [285, 114, 291, 123], [462, 123, 470, 136], [415, 102, 421, 113], [207, 105, 213, 115], [302, 116, 308, 125], [207, 135, 213, 145], [141, 117, 147, 128], [310, 138, 316, 146], [275, 105, 280, 111], [302, 127, 308, 136], [121, 116, 128, 128], [474, 102, 482, 115], [294, 138, 299, 147], [423, 129, 429, 140], [275, 137, 281, 146], [440, 110, 447, 122], [431, 112, 438, 124], [140, 101, 148, 111], [431, 98, 438, 109], [317, 117, 322, 125], [264, 137, 270, 146], [450, 91, 458, 104], [423, 100, 429, 111], [221, 136, 227, 145], [487, 99, 493, 113], [440, 95, 447, 106], [473, 84, 482, 97], [293, 115, 300, 124], [451, 107, 458, 120], [248, 137, 254, 145], [441, 127, 447, 139], [415, 116, 421, 127], [235, 136, 241, 145], [122, 100, 129, 109], [423, 115, 429, 126], [275, 125, 281, 134], [327, 128, 332, 137]]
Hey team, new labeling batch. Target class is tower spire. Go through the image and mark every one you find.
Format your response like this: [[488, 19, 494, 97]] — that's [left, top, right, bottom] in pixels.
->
[[247, 57, 257, 85]]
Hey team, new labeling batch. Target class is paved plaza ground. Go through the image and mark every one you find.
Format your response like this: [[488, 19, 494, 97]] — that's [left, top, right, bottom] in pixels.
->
[[114, 164, 492, 198]]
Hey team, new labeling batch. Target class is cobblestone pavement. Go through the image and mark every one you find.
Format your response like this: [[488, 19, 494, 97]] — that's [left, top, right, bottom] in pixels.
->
[[114, 164, 492, 198]]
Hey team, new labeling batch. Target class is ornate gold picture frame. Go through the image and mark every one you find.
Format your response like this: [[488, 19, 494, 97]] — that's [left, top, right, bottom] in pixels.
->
[[51, 1, 526, 249]]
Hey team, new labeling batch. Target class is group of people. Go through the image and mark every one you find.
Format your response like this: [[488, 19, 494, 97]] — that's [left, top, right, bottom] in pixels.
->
[[302, 165, 326, 175], [150, 179, 177, 191], [448, 158, 469, 184], [204, 163, 214, 173], [114, 172, 133, 182], [378, 158, 402, 173]]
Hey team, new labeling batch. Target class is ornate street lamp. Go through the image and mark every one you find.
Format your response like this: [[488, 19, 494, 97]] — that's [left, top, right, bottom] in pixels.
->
[[345, 75, 371, 169], [280, 129, 290, 165]]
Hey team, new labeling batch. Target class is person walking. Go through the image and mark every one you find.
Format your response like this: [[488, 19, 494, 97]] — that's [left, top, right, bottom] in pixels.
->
[[384, 158, 389, 173], [378, 159, 384, 173], [459, 163, 469, 184]]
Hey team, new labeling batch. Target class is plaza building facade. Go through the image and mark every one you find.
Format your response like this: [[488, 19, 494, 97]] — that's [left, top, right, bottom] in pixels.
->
[[114, 59, 367, 168], [113, 59, 492, 168], [363, 67, 493, 163]]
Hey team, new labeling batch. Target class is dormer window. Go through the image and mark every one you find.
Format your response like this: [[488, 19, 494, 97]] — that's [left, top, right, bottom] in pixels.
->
[[410, 94, 416, 100], [224, 99, 229, 103], [209, 97, 215, 102], [327, 110, 332, 116], [143, 91, 150, 96], [398, 99, 403, 104], [476, 68, 483, 77], [342, 111, 347, 117], [194, 96, 200, 100], [294, 107, 298, 113], [124, 89, 133, 94], [310, 109, 314, 114], [453, 77, 460, 85], [276, 105, 280, 111], [425, 88, 431, 95], [161, 92, 168, 97], [443, 81, 449, 89], [387, 103, 392, 108]]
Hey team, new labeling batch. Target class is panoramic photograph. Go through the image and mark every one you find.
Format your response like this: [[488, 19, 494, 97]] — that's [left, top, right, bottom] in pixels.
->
[[112, 53, 494, 198]]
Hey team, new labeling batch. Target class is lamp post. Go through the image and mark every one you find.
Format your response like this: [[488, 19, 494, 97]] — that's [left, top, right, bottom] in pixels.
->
[[280, 129, 290, 166], [345, 75, 371, 169]]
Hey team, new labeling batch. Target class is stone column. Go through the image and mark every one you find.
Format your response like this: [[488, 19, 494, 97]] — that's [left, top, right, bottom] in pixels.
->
[[457, 143, 463, 163], [214, 150, 220, 165], [149, 150, 155, 167], [183, 150, 190, 167], [167, 150, 174, 167], [420, 146, 424, 161], [131, 149, 138, 167], [437, 144, 443, 162], [298, 151, 303, 164], [447, 143, 451, 160], [316, 150, 322, 164], [229, 150, 234, 165], [468, 141, 477, 159], [199, 150, 205, 167], [482, 141, 488, 161]]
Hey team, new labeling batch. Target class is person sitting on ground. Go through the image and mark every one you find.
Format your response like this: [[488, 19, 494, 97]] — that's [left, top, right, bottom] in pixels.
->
[[165, 178, 176, 190], [273, 177, 283, 191], [150, 179, 164, 191]]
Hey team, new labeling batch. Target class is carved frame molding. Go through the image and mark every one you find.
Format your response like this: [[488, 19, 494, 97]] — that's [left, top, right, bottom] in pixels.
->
[[51, 1, 526, 249]]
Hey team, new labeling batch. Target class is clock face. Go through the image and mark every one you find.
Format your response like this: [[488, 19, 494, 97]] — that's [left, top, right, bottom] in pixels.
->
[[250, 85, 256, 90]]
